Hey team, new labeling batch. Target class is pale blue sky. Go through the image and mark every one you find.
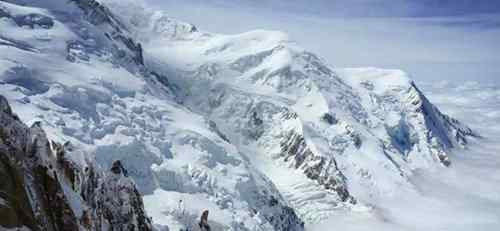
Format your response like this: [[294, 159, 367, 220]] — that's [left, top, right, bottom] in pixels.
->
[[146, 0, 500, 84]]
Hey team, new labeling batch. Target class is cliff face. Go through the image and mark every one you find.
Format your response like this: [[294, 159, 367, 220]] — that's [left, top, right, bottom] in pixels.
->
[[0, 95, 153, 231]]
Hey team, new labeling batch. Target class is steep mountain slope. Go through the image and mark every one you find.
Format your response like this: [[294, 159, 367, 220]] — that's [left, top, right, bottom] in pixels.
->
[[0, 0, 478, 230], [0, 95, 153, 231], [0, 1, 303, 230], [106, 1, 478, 222]]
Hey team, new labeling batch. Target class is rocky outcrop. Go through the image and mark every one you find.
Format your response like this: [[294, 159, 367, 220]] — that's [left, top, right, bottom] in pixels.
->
[[99, 160, 153, 231], [0, 95, 154, 231], [69, 0, 144, 65], [0, 95, 76, 231], [409, 82, 479, 147], [280, 128, 353, 203]]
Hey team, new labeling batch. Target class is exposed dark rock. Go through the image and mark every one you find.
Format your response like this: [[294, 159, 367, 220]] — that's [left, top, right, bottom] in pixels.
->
[[251, 111, 264, 126], [239, 184, 305, 231], [209, 120, 230, 143], [69, 0, 145, 66], [0, 95, 79, 231], [407, 83, 478, 166], [110, 159, 128, 176], [33, 165, 79, 231], [151, 71, 171, 89], [321, 113, 337, 125], [0, 95, 13, 115], [437, 152, 451, 167], [280, 129, 354, 203], [247, 111, 265, 140], [13, 13, 54, 29], [0, 149, 39, 230], [3, 66, 50, 95], [198, 210, 210, 231], [269, 196, 279, 207], [0, 95, 154, 231], [66, 41, 91, 62]]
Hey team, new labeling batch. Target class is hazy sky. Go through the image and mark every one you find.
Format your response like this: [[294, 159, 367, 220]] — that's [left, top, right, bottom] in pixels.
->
[[145, 0, 500, 84]]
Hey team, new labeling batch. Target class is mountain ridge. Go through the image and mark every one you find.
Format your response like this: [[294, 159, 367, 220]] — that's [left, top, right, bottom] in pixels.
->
[[0, 0, 478, 230]]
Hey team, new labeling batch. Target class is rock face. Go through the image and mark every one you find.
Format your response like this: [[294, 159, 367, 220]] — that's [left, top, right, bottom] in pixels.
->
[[0, 95, 153, 231], [280, 129, 353, 203], [98, 160, 153, 231], [69, 0, 145, 65]]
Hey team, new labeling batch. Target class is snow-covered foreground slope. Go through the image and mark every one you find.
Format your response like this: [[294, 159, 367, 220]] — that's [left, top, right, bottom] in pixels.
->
[[1, 0, 492, 230]]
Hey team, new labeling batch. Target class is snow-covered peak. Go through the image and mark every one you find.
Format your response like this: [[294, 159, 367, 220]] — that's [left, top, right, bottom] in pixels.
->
[[0, 0, 478, 229], [340, 68, 413, 94], [129, 4, 477, 221]]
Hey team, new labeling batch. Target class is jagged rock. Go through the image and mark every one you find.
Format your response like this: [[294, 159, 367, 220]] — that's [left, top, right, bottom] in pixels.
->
[[69, 0, 145, 66], [198, 210, 210, 231], [280, 130, 353, 202], [321, 113, 337, 125], [0, 95, 13, 115], [99, 167, 153, 231], [0, 95, 78, 231], [110, 159, 128, 176], [0, 95, 155, 231]]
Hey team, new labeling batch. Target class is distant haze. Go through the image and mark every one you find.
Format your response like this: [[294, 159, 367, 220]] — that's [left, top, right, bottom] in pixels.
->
[[144, 0, 500, 84]]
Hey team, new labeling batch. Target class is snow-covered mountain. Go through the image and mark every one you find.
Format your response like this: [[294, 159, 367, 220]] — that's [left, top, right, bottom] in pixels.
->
[[0, 0, 478, 230], [0, 1, 303, 230]]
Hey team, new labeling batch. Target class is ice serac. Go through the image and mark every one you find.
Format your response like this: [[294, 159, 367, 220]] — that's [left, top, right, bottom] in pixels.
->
[[0, 1, 304, 230], [0, 95, 154, 231]]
